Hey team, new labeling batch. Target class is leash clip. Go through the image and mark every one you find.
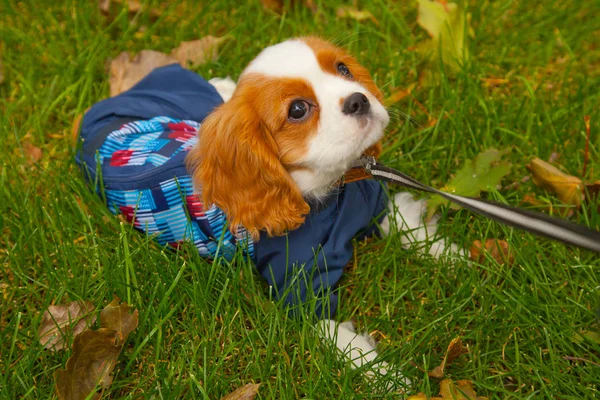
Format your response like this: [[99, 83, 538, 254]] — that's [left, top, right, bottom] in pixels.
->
[[348, 156, 376, 172]]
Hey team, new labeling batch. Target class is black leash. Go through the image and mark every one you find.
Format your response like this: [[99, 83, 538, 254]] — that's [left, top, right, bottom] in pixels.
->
[[352, 157, 600, 253]]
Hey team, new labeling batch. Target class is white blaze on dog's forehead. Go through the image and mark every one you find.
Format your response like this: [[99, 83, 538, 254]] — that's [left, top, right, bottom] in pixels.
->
[[243, 40, 367, 93], [243, 40, 318, 77]]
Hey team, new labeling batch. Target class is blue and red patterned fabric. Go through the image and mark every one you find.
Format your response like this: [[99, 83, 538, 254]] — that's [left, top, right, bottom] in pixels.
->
[[76, 64, 388, 319], [97, 116, 253, 260]]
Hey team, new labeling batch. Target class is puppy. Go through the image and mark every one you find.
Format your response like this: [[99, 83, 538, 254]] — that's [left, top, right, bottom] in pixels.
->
[[76, 36, 459, 390]]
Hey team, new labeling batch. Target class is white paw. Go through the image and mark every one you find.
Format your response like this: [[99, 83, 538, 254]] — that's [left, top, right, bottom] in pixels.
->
[[208, 76, 237, 102], [389, 191, 464, 259], [317, 320, 411, 389]]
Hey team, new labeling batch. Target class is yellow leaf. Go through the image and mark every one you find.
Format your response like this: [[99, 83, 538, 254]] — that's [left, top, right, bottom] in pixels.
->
[[336, 6, 379, 25], [428, 337, 468, 378], [440, 379, 487, 399], [417, 0, 456, 38], [384, 83, 416, 106], [415, 0, 470, 86], [526, 158, 583, 207], [408, 394, 443, 400]]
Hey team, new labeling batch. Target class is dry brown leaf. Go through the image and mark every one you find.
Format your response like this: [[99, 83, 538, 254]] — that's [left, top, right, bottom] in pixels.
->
[[54, 329, 123, 400], [99, 0, 161, 20], [526, 158, 583, 207], [100, 297, 139, 341], [109, 50, 178, 97], [336, 6, 379, 25], [0, 54, 4, 84], [428, 337, 468, 378], [98, 0, 110, 13], [220, 383, 261, 400], [260, 0, 284, 11], [39, 301, 96, 351], [22, 141, 43, 165], [470, 239, 514, 265], [170, 36, 226, 68], [71, 112, 85, 145], [260, 0, 317, 13]]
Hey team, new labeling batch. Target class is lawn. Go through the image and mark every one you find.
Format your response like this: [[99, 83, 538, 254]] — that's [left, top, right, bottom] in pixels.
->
[[1, 0, 600, 399]]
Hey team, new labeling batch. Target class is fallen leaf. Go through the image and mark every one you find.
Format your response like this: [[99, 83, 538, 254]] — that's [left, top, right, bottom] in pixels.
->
[[428, 337, 468, 378], [38, 300, 96, 351], [440, 379, 488, 400], [408, 380, 487, 399], [384, 83, 416, 106], [470, 239, 514, 265], [170, 36, 227, 68], [573, 330, 600, 345], [99, 0, 161, 20], [100, 297, 139, 341], [336, 6, 379, 25], [98, 0, 110, 13], [582, 115, 591, 177], [22, 141, 43, 165], [521, 194, 574, 218], [109, 50, 178, 97], [55, 329, 123, 400], [480, 77, 509, 87], [0, 55, 4, 85], [408, 394, 443, 400], [415, 0, 470, 87], [260, 0, 317, 13], [260, 0, 284, 11], [526, 158, 583, 207], [220, 383, 261, 400], [53, 299, 139, 400], [427, 149, 512, 218], [417, 0, 453, 37]]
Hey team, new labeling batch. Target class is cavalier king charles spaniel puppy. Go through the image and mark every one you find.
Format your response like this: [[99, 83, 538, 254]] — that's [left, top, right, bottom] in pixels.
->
[[77, 36, 461, 391]]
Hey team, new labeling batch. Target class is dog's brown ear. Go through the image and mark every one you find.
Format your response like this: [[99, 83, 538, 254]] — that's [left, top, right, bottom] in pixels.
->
[[186, 94, 310, 240]]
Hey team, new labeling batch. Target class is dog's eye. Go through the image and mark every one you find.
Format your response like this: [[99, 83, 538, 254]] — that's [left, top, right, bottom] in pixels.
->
[[288, 100, 310, 121], [337, 62, 353, 78]]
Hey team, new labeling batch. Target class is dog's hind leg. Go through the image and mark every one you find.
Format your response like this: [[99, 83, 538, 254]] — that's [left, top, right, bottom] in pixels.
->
[[208, 77, 237, 103], [317, 319, 411, 391]]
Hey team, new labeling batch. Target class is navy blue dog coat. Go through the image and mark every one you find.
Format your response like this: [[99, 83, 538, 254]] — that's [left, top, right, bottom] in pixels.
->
[[76, 64, 388, 318]]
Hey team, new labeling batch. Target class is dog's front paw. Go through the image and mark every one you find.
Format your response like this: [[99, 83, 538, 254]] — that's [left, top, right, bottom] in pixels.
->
[[388, 192, 465, 259]]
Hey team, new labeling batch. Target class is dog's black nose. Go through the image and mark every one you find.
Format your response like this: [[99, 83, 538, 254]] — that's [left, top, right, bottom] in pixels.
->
[[342, 92, 370, 116]]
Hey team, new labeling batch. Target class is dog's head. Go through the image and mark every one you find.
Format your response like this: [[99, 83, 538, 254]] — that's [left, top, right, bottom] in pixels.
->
[[187, 37, 389, 239]]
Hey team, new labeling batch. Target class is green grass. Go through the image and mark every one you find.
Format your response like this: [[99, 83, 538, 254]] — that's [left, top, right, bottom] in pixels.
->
[[2, 0, 600, 398]]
